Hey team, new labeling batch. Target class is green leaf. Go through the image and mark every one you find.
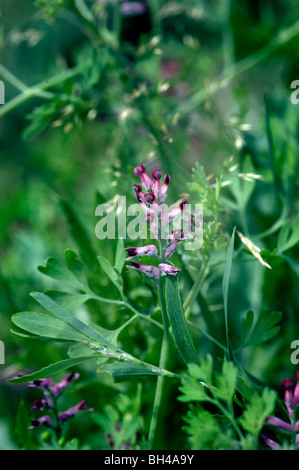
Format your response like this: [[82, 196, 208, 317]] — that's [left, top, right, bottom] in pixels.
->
[[38, 257, 83, 290], [213, 362, 238, 402], [244, 310, 281, 346], [239, 388, 276, 435], [45, 291, 91, 312], [241, 310, 254, 343], [68, 343, 99, 358], [60, 199, 99, 273], [222, 227, 236, 359], [12, 312, 89, 342], [98, 256, 123, 296], [9, 357, 94, 383], [165, 276, 198, 365], [114, 238, 125, 274], [65, 249, 90, 291], [30, 292, 119, 350], [97, 362, 160, 381]]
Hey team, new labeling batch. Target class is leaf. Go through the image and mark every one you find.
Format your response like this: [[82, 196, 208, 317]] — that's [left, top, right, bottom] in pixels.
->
[[97, 362, 160, 381], [12, 312, 89, 342], [30, 292, 119, 350], [244, 310, 281, 347], [222, 227, 235, 359], [60, 199, 99, 273], [9, 357, 95, 383], [277, 215, 299, 254], [98, 256, 123, 296], [239, 388, 276, 435], [241, 310, 254, 343], [45, 291, 91, 312], [114, 238, 125, 273], [38, 257, 84, 290], [65, 249, 90, 291], [68, 343, 99, 358], [213, 362, 238, 402], [165, 276, 198, 365]]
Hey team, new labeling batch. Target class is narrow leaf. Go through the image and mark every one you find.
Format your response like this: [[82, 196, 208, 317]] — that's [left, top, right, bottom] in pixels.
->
[[165, 276, 198, 365]]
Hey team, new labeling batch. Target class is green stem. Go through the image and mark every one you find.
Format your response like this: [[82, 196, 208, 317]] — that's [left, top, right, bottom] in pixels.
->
[[0, 66, 81, 118], [147, 333, 169, 450], [183, 257, 209, 319], [148, 234, 171, 449]]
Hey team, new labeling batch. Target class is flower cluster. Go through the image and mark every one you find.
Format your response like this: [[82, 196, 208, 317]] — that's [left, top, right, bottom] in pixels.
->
[[126, 164, 188, 279], [27, 372, 94, 430], [260, 372, 299, 449]]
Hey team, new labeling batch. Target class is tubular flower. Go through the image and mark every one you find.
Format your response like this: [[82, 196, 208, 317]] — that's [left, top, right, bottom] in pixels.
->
[[133, 164, 154, 191], [28, 415, 53, 430], [125, 244, 158, 260], [158, 263, 181, 276], [28, 378, 53, 389], [165, 229, 186, 259], [50, 372, 80, 396], [58, 400, 94, 421], [126, 261, 160, 280], [126, 164, 187, 278], [260, 372, 299, 449], [161, 199, 188, 226]]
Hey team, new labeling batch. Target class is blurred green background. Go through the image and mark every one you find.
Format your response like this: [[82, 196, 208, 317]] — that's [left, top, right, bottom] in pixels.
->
[[0, 0, 299, 449]]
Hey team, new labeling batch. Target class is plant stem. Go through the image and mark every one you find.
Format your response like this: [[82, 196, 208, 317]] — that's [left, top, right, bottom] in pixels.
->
[[148, 233, 171, 449], [147, 332, 169, 449], [0, 66, 81, 118], [183, 257, 209, 319]]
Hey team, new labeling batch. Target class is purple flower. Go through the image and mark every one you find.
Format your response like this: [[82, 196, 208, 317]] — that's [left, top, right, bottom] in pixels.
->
[[133, 164, 154, 192], [126, 261, 160, 280], [158, 263, 181, 276], [28, 378, 53, 389], [259, 434, 281, 450], [31, 398, 49, 411], [165, 229, 186, 259], [50, 372, 80, 396], [261, 372, 299, 449], [58, 400, 94, 421], [125, 244, 158, 260], [28, 415, 52, 430], [162, 199, 188, 226]]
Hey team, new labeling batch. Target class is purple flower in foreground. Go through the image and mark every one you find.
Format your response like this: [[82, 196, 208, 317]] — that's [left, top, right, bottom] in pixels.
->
[[126, 261, 160, 280], [126, 163, 187, 279], [58, 400, 94, 421], [261, 372, 299, 449], [125, 244, 158, 260], [158, 264, 181, 276]]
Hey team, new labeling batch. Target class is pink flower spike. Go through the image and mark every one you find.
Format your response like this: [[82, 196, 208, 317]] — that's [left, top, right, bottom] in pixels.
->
[[125, 244, 158, 260], [165, 240, 179, 259], [159, 263, 181, 276], [133, 164, 154, 191], [126, 261, 160, 280]]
